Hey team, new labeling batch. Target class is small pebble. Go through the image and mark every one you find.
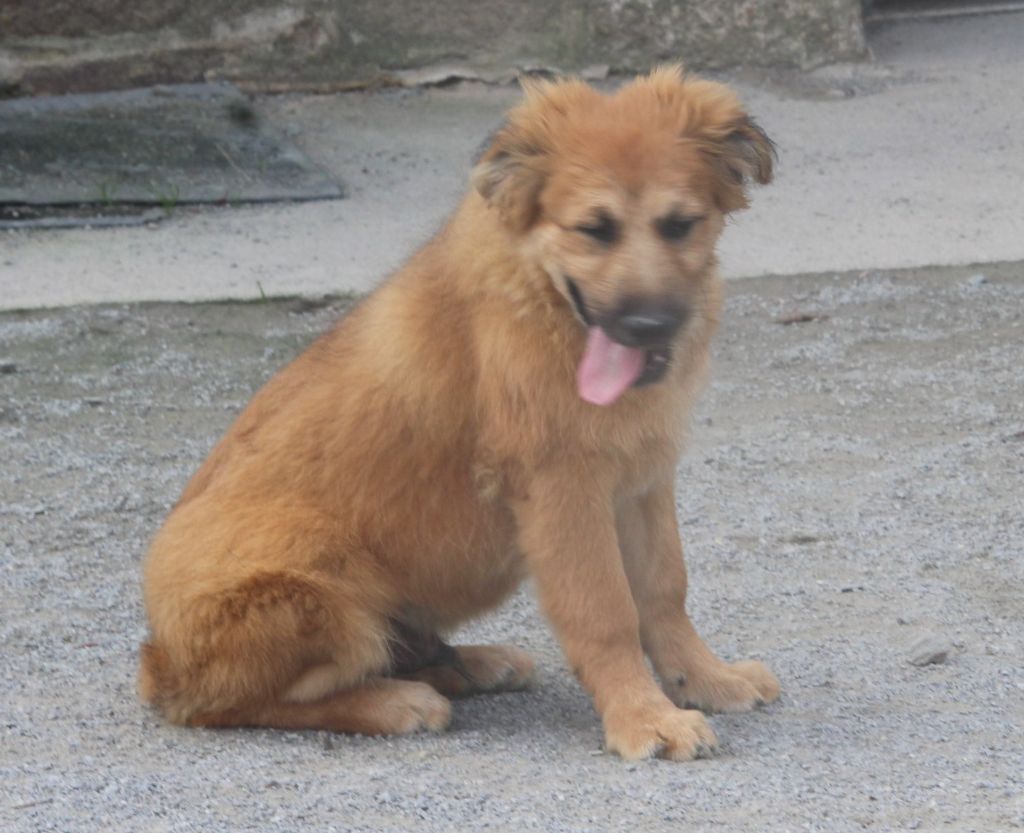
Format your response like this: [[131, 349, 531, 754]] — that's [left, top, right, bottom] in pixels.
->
[[909, 634, 953, 666]]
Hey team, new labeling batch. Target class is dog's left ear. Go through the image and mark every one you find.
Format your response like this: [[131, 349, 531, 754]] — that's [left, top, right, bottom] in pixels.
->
[[471, 129, 546, 234], [702, 117, 776, 213]]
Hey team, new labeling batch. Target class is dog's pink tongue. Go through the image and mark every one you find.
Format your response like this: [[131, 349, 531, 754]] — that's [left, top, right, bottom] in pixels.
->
[[576, 326, 646, 406]]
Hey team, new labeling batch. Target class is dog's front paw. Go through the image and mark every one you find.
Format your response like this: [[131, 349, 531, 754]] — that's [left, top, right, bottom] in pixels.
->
[[603, 700, 718, 761], [671, 660, 780, 714]]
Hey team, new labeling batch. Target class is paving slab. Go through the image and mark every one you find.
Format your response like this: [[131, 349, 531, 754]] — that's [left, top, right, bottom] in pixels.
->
[[0, 84, 343, 215], [1, 263, 1021, 832]]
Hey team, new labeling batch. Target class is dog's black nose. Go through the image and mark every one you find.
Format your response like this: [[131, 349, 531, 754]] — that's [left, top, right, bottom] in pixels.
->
[[619, 312, 679, 343], [608, 301, 687, 347]]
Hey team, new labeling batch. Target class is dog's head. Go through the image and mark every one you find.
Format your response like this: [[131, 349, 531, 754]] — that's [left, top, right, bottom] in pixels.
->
[[472, 66, 774, 405]]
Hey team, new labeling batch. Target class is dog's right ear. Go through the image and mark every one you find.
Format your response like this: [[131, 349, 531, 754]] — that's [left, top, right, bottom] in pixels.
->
[[471, 129, 546, 234], [700, 116, 776, 213]]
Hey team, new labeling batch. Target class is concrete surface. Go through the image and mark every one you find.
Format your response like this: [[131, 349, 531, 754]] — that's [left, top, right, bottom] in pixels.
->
[[1, 262, 1022, 832], [0, 0, 864, 96], [2, 12, 1023, 310]]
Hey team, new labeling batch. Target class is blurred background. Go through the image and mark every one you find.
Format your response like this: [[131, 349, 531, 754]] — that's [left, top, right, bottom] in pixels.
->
[[1, 0, 870, 96], [1, 0, 1022, 308]]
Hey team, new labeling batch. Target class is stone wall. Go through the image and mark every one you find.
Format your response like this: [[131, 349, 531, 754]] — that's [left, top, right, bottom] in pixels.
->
[[0, 0, 866, 96]]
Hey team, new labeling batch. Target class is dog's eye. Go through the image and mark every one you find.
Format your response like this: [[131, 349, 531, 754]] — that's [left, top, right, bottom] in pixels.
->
[[655, 214, 697, 242], [576, 213, 620, 245]]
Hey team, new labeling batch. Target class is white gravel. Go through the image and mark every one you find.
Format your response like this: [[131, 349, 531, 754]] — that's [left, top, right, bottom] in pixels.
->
[[1, 263, 1022, 831]]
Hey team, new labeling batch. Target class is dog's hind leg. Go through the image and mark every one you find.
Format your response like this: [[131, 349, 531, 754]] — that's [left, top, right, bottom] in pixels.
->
[[387, 619, 535, 698], [142, 586, 452, 736], [399, 644, 536, 698], [140, 555, 455, 735], [189, 677, 452, 735]]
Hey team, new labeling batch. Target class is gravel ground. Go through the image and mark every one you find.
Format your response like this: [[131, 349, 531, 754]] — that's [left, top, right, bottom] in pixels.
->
[[1, 263, 1022, 832]]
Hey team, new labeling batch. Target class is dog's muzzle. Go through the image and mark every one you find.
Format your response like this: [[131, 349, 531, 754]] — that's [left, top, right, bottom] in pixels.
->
[[565, 277, 686, 387]]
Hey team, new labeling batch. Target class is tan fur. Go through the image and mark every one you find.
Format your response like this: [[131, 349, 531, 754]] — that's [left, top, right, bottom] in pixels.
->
[[139, 66, 779, 759]]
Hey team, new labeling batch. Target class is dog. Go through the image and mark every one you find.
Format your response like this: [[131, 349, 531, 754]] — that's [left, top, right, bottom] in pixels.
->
[[139, 66, 779, 761]]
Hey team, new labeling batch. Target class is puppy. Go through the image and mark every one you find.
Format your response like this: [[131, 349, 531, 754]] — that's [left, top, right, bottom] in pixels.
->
[[139, 66, 779, 760]]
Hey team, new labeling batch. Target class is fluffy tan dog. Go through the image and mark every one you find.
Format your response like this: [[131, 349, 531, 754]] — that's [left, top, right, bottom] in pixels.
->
[[139, 66, 779, 760]]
